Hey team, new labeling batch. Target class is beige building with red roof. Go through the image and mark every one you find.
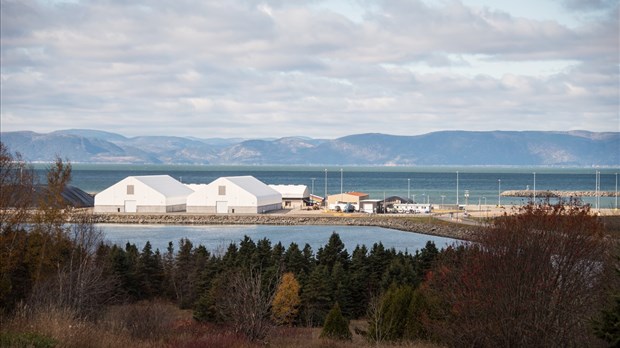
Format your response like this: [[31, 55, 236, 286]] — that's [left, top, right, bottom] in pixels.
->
[[326, 191, 370, 207]]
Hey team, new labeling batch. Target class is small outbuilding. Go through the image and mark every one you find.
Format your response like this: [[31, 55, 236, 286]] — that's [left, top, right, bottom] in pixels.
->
[[186, 176, 281, 214], [268, 184, 310, 209], [327, 191, 370, 210], [94, 175, 194, 213]]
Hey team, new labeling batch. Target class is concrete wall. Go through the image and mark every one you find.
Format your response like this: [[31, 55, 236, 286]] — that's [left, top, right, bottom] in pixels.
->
[[93, 204, 185, 213], [93, 205, 125, 213], [186, 206, 216, 214]]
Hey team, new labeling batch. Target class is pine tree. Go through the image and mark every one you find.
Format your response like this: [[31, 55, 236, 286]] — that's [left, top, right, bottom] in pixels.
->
[[301, 264, 332, 326], [348, 245, 370, 318], [331, 261, 352, 318], [320, 302, 352, 340], [316, 232, 349, 272]]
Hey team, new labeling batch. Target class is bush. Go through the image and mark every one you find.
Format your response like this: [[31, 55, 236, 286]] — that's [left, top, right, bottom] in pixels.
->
[[320, 303, 351, 340], [424, 203, 612, 347]]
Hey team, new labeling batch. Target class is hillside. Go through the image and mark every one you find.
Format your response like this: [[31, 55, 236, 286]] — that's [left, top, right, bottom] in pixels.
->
[[1, 129, 618, 166]]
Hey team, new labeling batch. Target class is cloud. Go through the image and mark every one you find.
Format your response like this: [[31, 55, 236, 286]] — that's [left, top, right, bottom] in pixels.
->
[[0, 0, 617, 138]]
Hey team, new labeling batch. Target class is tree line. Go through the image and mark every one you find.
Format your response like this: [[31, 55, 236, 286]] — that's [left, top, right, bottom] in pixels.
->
[[1, 142, 618, 347]]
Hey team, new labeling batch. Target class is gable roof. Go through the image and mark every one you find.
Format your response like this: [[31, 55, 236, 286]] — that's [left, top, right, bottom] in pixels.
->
[[268, 184, 309, 198], [133, 175, 194, 198], [221, 176, 281, 199]]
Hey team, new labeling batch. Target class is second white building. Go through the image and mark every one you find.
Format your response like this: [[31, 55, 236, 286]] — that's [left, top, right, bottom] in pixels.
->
[[187, 176, 282, 214]]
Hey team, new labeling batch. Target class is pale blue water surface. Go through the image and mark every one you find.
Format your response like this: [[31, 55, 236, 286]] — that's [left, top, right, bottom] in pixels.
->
[[38, 164, 619, 207], [98, 224, 457, 255]]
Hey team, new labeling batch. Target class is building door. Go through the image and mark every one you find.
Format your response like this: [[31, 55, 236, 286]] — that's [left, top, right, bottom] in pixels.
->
[[124, 200, 137, 213], [216, 201, 228, 214], [363, 203, 374, 213]]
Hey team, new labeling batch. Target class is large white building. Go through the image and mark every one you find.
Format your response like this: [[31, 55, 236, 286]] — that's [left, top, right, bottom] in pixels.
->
[[268, 184, 309, 209], [94, 175, 194, 213], [186, 176, 281, 214]]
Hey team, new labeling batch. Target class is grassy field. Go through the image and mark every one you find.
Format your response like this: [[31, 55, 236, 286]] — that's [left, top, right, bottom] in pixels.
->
[[1, 301, 442, 348]]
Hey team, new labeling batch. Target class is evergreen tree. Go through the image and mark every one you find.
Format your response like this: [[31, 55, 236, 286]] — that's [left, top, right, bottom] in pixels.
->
[[367, 284, 415, 342], [403, 287, 437, 341], [253, 237, 273, 271], [237, 235, 256, 269], [592, 251, 620, 346], [320, 302, 352, 340], [175, 238, 195, 308], [367, 242, 392, 293], [161, 241, 176, 299], [271, 242, 286, 271], [316, 232, 349, 272], [136, 241, 162, 299], [222, 242, 238, 269], [381, 255, 417, 289], [417, 241, 439, 279], [301, 264, 332, 326], [284, 242, 305, 275], [348, 245, 370, 318], [331, 261, 352, 318]]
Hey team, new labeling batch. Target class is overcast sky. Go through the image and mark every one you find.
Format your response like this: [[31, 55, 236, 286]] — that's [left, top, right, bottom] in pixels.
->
[[1, 0, 618, 139]]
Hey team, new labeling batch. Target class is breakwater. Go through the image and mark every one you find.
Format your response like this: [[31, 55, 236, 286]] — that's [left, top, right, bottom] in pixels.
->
[[501, 190, 616, 198], [85, 213, 479, 241]]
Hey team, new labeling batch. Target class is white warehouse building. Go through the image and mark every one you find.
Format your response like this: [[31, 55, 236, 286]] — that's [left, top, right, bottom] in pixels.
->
[[94, 175, 194, 213], [186, 176, 282, 214], [268, 184, 309, 209]]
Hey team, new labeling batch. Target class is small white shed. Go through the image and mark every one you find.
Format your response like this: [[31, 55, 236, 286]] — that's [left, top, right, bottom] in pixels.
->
[[94, 175, 194, 213], [268, 184, 310, 209], [186, 176, 282, 214]]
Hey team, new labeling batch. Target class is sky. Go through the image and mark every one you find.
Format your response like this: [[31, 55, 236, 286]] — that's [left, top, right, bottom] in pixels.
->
[[1, 0, 618, 139]]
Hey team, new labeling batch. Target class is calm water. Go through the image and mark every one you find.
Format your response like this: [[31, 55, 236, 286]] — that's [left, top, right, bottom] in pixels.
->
[[36, 164, 620, 207], [98, 223, 457, 255]]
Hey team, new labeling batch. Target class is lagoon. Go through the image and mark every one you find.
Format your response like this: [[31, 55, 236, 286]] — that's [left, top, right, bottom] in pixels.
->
[[99, 224, 458, 255]]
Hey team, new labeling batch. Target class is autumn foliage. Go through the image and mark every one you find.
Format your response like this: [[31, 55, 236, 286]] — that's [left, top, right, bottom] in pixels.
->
[[271, 272, 301, 326], [422, 203, 613, 347]]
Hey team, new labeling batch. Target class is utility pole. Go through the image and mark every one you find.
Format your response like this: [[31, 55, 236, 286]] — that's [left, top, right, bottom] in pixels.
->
[[408, 178, 410, 201], [340, 168, 343, 202], [324, 169, 328, 211], [533, 172, 536, 203], [498, 179, 501, 207], [456, 171, 459, 208], [311, 177, 315, 195]]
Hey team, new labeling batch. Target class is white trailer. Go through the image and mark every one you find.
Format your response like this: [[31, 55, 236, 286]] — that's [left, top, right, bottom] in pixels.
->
[[392, 203, 432, 214]]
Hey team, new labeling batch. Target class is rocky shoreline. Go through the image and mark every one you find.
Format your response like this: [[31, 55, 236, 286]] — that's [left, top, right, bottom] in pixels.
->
[[84, 213, 480, 241], [501, 190, 616, 198]]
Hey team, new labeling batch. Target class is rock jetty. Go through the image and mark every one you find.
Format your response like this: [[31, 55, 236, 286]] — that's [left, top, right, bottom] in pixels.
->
[[501, 190, 615, 198], [86, 213, 479, 241]]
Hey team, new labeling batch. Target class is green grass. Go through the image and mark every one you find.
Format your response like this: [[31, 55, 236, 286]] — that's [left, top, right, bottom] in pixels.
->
[[0, 332, 58, 348]]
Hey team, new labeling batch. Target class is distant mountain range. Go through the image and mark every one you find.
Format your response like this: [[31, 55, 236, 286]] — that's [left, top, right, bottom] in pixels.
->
[[1, 129, 618, 166]]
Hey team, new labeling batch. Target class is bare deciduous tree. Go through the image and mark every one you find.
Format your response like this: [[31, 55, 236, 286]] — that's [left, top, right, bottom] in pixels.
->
[[215, 268, 279, 341], [0, 142, 36, 234], [29, 211, 115, 319], [424, 202, 612, 347]]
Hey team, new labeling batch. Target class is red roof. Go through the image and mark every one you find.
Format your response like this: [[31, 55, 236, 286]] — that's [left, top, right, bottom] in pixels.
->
[[346, 192, 368, 197]]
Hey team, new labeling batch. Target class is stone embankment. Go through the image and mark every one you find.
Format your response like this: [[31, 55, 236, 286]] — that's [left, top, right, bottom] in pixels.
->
[[87, 213, 479, 241], [501, 190, 616, 198]]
